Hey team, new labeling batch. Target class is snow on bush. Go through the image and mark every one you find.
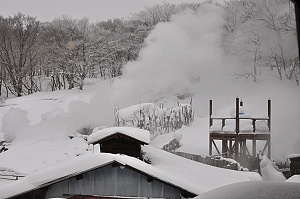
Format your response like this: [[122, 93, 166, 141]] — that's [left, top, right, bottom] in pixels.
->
[[114, 103, 193, 139]]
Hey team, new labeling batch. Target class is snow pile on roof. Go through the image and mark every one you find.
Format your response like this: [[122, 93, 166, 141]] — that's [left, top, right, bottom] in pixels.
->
[[0, 137, 88, 175], [0, 154, 114, 198], [260, 155, 286, 182], [142, 146, 262, 194], [88, 126, 150, 144], [196, 181, 300, 199], [286, 175, 300, 183], [288, 154, 300, 159]]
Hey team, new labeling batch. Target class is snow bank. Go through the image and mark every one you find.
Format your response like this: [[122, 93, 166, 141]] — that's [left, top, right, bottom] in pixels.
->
[[260, 155, 286, 181], [286, 175, 300, 183], [197, 181, 300, 199], [88, 126, 150, 144]]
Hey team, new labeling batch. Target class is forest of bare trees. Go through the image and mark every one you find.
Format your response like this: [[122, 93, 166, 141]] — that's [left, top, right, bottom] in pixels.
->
[[0, 0, 298, 98]]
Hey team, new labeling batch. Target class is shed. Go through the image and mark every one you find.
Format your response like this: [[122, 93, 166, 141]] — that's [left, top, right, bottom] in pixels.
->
[[88, 127, 150, 159], [289, 154, 300, 176], [2, 153, 197, 199]]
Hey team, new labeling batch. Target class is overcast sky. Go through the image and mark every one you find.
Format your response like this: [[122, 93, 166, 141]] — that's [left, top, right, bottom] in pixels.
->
[[0, 0, 220, 23]]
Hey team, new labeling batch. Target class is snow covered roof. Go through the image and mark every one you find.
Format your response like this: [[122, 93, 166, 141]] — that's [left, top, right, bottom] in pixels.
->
[[0, 145, 263, 198], [285, 175, 300, 183], [88, 126, 150, 144], [0, 152, 196, 199], [288, 154, 300, 159]]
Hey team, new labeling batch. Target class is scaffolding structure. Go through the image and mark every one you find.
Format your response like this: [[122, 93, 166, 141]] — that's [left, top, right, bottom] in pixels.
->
[[209, 98, 271, 169]]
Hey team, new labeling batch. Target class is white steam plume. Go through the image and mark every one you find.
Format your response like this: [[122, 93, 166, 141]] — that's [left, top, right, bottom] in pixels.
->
[[113, 4, 231, 104]]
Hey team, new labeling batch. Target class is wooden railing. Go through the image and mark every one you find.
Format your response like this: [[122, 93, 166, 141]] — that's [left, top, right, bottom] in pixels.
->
[[169, 151, 239, 171]]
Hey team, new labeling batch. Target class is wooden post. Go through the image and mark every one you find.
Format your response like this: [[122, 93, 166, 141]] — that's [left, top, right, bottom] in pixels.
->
[[222, 140, 228, 156], [267, 99, 271, 159], [257, 153, 261, 175], [235, 98, 240, 159], [209, 136, 212, 156], [209, 99, 213, 127], [252, 119, 256, 132], [253, 138, 256, 157], [267, 137, 271, 159], [235, 138, 239, 160], [209, 99, 212, 156], [236, 97, 240, 135], [268, 99, 271, 132]]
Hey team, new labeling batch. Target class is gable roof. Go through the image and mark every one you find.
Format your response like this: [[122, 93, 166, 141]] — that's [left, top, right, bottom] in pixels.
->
[[0, 153, 196, 198], [88, 127, 150, 145], [0, 146, 263, 198]]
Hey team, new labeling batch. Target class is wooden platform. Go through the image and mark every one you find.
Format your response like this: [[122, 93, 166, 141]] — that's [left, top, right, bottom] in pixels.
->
[[208, 98, 271, 168]]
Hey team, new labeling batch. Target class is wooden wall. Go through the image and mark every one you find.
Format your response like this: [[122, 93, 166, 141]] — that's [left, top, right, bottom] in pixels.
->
[[45, 164, 182, 199]]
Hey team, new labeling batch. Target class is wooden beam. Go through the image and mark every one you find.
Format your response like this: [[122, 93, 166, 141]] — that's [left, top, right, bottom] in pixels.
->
[[212, 140, 221, 155], [261, 140, 269, 156]]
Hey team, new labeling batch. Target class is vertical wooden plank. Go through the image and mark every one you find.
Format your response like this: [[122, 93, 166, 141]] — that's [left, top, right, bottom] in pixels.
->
[[253, 137, 256, 157], [235, 98, 240, 160], [209, 99, 213, 127], [222, 119, 225, 130], [222, 140, 228, 156], [235, 138, 239, 160], [252, 119, 256, 132], [236, 97, 240, 135], [209, 136, 212, 156], [268, 99, 271, 132], [267, 137, 271, 159]]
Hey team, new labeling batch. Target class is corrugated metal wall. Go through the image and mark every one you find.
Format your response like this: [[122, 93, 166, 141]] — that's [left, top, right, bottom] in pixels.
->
[[46, 164, 181, 199]]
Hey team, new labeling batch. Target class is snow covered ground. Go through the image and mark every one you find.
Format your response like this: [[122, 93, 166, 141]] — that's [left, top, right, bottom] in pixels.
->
[[0, 3, 299, 198]]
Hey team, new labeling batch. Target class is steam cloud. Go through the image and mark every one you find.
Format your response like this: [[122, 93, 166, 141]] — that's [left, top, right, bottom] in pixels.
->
[[113, 4, 230, 104]]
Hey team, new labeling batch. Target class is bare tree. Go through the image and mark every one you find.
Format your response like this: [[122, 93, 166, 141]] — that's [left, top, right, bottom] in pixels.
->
[[0, 13, 40, 97]]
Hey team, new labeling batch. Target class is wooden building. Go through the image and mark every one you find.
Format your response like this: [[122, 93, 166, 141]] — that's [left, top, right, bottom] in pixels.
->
[[3, 127, 197, 199], [209, 98, 271, 169], [88, 127, 150, 159], [6, 154, 196, 199], [289, 154, 300, 176]]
